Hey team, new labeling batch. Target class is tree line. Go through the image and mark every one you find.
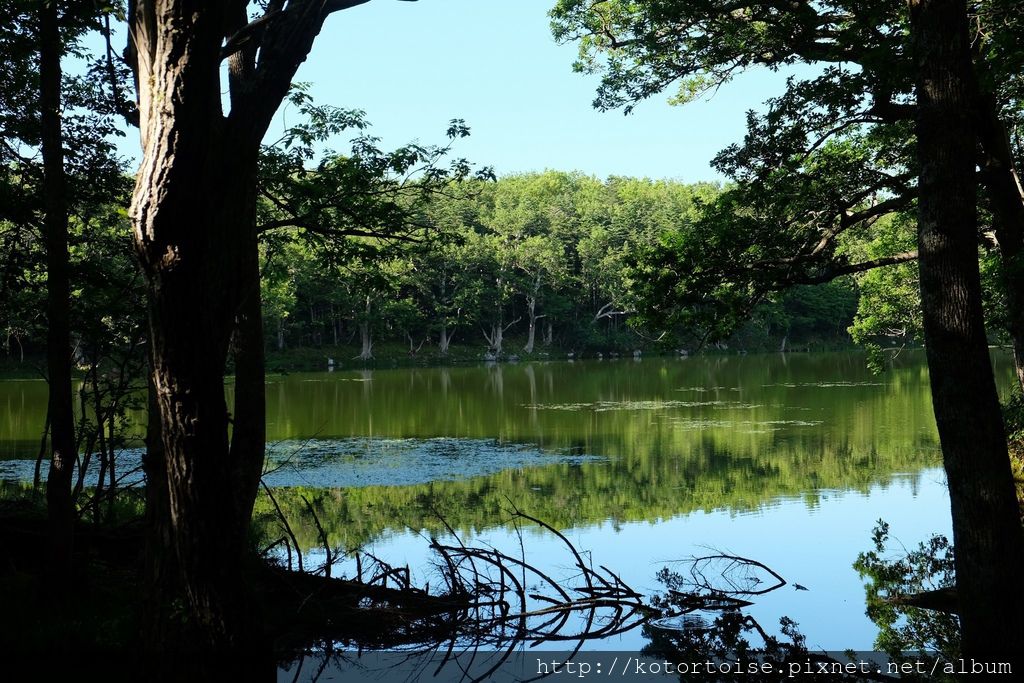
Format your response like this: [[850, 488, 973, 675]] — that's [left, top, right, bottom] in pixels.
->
[[4, 164, 865, 371], [260, 170, 865, 362]]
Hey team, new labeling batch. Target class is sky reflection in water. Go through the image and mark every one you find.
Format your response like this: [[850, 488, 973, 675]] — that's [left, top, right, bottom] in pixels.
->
[[1, 351, 1010, 651]]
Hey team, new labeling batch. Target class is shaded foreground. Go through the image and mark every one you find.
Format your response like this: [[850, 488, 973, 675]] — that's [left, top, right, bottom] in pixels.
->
[[0, 489, 973, 682]]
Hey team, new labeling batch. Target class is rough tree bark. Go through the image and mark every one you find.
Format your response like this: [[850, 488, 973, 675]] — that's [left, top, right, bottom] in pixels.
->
[[129, 0, 384, 650], [909, 0, 1024, 657], [142, 372, 173, 641], [975, 81, 1024, 392], [133, 88, 261, 652], [39, 0, 77, 576]]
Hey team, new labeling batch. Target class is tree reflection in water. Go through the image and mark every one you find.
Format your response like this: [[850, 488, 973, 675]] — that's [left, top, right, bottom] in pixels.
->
[[280, 531, 880, 682], [642, 564, 876, 683]]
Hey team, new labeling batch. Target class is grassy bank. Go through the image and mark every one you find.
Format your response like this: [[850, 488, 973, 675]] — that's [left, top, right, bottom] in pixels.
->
[[2, 329, 862, 378], [263, 337, 860, 373], [264, 341, 512, 373], [0, 355, 45, 380]]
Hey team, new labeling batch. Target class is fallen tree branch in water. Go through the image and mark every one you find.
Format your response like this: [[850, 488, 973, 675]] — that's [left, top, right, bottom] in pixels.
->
[[261, 498, 652, 668], [262, 481, 303, 572], [683, 552, 788, 596], [257, 485, 831, 682]]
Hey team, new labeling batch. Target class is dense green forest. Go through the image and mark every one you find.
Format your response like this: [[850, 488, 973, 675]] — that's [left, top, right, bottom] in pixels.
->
[[258, 171, 868, 363], [3, 167, 868, 372]]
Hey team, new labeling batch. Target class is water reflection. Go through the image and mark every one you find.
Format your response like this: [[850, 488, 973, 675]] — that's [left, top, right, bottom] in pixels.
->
[[0, 351, 1011, 653], [276, 480, 933, 681], [3, 350, 977, 459]]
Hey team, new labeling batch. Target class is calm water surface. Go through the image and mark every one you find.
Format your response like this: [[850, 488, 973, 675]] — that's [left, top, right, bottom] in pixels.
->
[[1, 351, 1015, 650]]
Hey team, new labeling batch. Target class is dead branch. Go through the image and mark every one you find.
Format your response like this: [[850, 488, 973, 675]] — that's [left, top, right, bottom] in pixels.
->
[[262, 481, 303, 573], [685, 553, 788, 596], [301, 495, 333, 578]]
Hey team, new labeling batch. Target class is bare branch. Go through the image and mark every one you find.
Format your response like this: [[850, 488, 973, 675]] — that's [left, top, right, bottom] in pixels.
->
[[594, 302, 635, 321]]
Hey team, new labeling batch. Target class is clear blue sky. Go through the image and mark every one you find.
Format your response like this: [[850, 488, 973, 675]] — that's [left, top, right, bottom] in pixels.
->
[[102, 1, 788, 181], [267, 0, 788, 183]]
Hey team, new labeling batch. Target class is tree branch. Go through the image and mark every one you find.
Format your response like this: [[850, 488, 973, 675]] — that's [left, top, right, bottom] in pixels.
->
[[840, 191, 918, 229], [594, 302, 635, 321], [780, 250, 918, 286], [257, 217, 424, 243], [220, 6, 282, 62]]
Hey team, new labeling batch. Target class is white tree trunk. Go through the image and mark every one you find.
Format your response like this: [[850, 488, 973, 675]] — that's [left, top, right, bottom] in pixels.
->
[[489, 323, 504, 356], [331, 305, 338, 346], [439, 322, 453, 356], [357, 295, 373, 360], [358, 322, 373, 360], [523, 297, 537, 354]]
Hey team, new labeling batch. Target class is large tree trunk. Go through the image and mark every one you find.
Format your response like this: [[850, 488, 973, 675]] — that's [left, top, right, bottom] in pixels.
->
[[128, 0, 380, 663], [142, 371, 175, 643], [230, 248, 267, 535], [909, 0, 1024, 658], [138, 167, 260, 650], [131, 4, 261, 648], [975, 84, 1024, 392], [39, 0, 77, 575]]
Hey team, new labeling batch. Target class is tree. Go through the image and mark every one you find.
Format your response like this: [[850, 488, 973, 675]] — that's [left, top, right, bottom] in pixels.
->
[[260, 240, 300, 351], [339, 249, 414, 361], [124, 0, 498, 649], [38, 0, 77, 573], [126, 0, 384, 649], [1, 0, 131, 574], [552, 0, 1024, 389], [846, 214, 922, 359], [551, 0, 1024, 655], [251, 167, 866, 358], [908, 0, 1024, 655], [487, 174, 573, 354], [255, 88, 490, 359], [409, 234, 470, 356], [465, 229, 519, 357]]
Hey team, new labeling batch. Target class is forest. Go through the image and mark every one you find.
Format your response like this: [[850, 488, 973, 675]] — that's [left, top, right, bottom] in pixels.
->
[[4, 159, 865, 369], [1, 0, 1023, 680]]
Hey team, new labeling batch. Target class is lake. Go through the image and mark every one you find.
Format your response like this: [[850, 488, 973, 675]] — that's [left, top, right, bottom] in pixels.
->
[[1, 350, 1014, 654]]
